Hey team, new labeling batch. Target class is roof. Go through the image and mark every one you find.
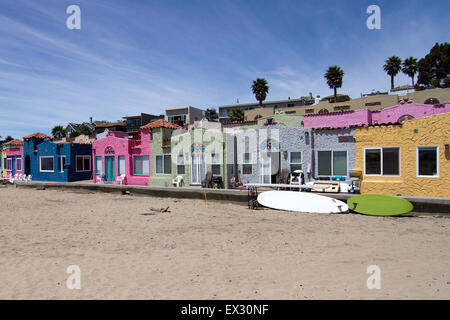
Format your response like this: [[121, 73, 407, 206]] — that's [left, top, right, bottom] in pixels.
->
[[391, 85, 415, 92], [140, 119, 182, 130], [23, 132, 51, 139], [218, 97, 314, 110], [322, 94, 347, 99], [96, 121, 126, 128], [3, 139, 23, 146]]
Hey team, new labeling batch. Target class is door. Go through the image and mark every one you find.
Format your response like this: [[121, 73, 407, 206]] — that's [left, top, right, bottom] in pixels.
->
[[261, 152, 271, 184], [10, 156, 16, 176], [105, 156, 115, 182], [25, 155, 31, 175], [190, 153, 206, 185]]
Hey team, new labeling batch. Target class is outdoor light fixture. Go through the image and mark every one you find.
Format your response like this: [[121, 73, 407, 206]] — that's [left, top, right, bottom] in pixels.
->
[[445, 144, 449, 150]]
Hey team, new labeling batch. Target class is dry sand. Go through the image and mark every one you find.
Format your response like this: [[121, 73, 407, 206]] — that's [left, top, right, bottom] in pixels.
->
[[0, 185, 449, 299]]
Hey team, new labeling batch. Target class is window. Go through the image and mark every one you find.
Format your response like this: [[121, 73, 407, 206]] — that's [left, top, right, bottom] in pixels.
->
[[155, 155, 171, 174], [6, 158, 13, 171], [40, 156, 54, 172], [424, 97, 440, 105], [59, 156, 66, 172], [417, 147, 438, 177], [243, 153, 252, 174], [118, 156, 126, 175], [176, 154, 185, 175], [76, 155, 91, 172], [318, 151, 348, 176], [364, 148, 400, 176], [16, 157, 22, 171], [95, 156, 102, 174], [211, 153, 221, 175], [290, 152, 302, 171], [133, 155, 150, 176], [318, 108, 329, 114]]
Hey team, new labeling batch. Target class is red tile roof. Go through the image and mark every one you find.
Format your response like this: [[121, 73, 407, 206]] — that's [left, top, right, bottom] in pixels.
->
[[3, 139, 23, 146], [140, 119, 181, 130], [23, 132, 51, 139]]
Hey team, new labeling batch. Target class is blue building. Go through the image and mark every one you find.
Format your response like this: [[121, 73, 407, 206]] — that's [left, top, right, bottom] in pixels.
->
[[23, 132, 92, 182]]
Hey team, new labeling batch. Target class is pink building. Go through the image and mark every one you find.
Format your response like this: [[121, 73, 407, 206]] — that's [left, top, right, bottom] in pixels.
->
[[92, 129, 152, 185], [3, 139, 24, 177], [370, 101, 450, 125], [303, 101, 450, 128]]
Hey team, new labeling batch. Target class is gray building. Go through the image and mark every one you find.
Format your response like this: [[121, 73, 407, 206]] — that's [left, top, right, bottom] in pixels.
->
[[219, 95, 314, 123], [165, 106, 204, 127]]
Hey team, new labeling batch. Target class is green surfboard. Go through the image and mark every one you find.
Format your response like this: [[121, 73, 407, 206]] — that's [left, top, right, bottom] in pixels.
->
[[347, 194, 413, 216]]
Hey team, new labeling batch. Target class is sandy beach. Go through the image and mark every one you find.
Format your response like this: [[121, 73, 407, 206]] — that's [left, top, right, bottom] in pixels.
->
[[0, 185, 449, 299]]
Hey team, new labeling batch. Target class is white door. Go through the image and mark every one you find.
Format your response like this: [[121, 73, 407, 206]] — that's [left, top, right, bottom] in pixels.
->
[[261, 152, 271, 184], [191, 153, 206, 185]]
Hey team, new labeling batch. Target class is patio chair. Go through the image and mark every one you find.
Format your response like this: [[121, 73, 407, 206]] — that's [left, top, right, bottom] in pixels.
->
[[172, 175, 183, 187], [116, 174, 126, 185], [26, 175, 32, 182]]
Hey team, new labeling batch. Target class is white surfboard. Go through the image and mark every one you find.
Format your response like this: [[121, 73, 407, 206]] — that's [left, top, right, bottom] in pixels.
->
[[257, 191, 349, 214]]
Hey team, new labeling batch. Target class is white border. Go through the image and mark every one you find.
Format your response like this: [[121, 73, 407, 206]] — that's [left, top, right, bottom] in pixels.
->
[[40, 156, 54, 172], [60, 156, 66, 172], [317, 150, 348, 177], [363, 147, 401, 177], [416, 146, 439, 178]]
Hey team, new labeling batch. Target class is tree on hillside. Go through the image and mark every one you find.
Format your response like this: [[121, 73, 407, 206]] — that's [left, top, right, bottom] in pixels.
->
[[0, 135, 13, 145], [251, 78, 269, 105], [205, 108, 218, 121], [229, 108, 244, 122], [78, 124, 93, 136], [402, 57, 418, 87], [51, 125, 66, 139], [324, 66, 344, 103], [383, 56, 402, 90], [417, 42, 450, 88]]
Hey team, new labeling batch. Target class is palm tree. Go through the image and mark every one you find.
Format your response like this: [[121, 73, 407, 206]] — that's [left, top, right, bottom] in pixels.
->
[[324, 66, 344, 103], [229, 108, 244, 122], [383, 56, 402, 90], [402, 57, 418, 86], [51, 125, 66, 138], [251, 78, 269, 105]]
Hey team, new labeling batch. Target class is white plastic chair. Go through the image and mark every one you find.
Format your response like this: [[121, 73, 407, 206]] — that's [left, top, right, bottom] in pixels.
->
[[26, 175, 32, 182], [116, 174, 126, 185], [172, 175, 183, 187]]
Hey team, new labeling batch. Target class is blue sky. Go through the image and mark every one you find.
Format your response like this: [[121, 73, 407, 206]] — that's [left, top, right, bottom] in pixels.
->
[[0, 0, 449, 138]]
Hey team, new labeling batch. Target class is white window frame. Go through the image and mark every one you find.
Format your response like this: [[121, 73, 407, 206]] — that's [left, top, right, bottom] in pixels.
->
[[60, 156, 66, 172], [363, 147, 401, 177], [210, 152, 221, 175], [40, 156, 55, 172], [16, 157, 22, 171], [242, 152, 252, 175], [95, 156, 102, 174], [289, 151, 302, 171], [416, 146, 439, 178], [76, 155, 91, 172], [117, 155, 126, 176], [317, 150, 348, 177], [6, 158, 13, 171], [155, 155, 171, 175], [176, 154, 185, 175]]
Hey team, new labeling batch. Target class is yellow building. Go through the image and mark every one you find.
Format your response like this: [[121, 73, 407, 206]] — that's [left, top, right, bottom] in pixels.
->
[[354, 112, 450, 197], [1, 149, 6, 178]]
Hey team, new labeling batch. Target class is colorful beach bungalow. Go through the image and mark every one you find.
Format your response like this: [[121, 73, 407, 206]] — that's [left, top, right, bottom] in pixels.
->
[[2, 139, 24, 178], [23, 132, 92, 182], [92, 128, 152, 185], [354, 112, 450, 197], [145, 120, 182, 187]]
